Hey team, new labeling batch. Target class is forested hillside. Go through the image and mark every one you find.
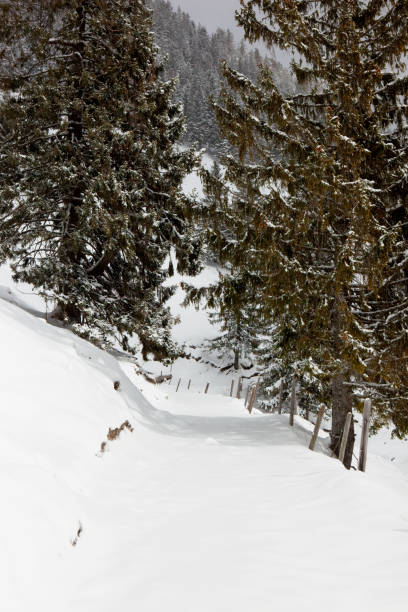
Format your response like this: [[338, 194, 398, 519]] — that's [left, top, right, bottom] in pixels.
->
[[0, 1, 408, 609], [150, 0, 293, 153]]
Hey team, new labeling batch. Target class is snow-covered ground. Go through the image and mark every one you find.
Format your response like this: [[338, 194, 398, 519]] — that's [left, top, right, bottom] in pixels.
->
[[1, 266, 408, 612], [165, 262, 221, 346]]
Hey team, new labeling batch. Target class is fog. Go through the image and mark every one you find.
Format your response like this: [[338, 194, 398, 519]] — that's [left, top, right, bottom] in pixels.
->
[[168, 0, 242, 36], [168, 0, 289, 63]]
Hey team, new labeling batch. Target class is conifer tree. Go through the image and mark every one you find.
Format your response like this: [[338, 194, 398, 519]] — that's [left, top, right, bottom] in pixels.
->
[[150, 0, 293, 154], [256, 316, 325, 418], [0, 0, 200, 358], [208, 299, 257, 371], [202, 1, 408, 467], [186, 160, 261, 370], [189, 269, 259, 371]]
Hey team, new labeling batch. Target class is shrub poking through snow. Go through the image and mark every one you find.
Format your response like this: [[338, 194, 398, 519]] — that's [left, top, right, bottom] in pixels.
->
[[107, 421, 134, 441], [71, 522, 83, 547], [99, 421, 134, 454]]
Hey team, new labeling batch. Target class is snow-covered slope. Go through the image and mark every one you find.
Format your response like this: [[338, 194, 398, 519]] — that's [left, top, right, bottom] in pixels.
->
[[1, 273, 408, 612]]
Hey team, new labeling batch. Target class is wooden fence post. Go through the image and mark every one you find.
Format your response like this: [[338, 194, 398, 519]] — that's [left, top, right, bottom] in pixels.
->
[[188, 379, 191, 390], [358, 399, 371, 472], [236, 377, 242, 399], [230, 380, 234, 397], [339, 412, 353, 465], [309, 404, 326, 451], [247, 386, 257, 414], [244, 385, 250, 407], [289, 376, 297, 426], [176, 378, 181, 392], [278, 379, 284, 414], [204, 382, 210, 394]]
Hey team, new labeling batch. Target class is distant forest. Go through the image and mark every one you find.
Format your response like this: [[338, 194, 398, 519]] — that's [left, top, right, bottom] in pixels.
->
[[150, 0, 294, 154]]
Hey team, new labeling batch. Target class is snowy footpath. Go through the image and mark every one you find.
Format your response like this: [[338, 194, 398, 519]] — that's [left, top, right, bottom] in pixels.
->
[[1, 269, 408, 612]]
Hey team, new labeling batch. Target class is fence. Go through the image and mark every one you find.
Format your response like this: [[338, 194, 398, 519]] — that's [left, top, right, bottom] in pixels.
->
[[155, 371, 372, 472]]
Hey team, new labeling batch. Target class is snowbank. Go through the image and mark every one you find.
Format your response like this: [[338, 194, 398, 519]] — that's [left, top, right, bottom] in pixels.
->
[[1, 271, 408, 612]]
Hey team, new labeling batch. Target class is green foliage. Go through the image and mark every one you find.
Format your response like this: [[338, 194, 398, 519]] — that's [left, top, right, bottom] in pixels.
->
[[190, 268, 260, 370], [203, 1, 408, 437], [150, 0, 294, 154], [0, 0, 200, 357]]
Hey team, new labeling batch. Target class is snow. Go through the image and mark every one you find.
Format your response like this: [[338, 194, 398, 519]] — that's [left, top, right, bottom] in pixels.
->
[[0, 265, 46, 313], [165, 262, 220, 345], [1, 267, 408, 611], [182, 151, 214, 198]]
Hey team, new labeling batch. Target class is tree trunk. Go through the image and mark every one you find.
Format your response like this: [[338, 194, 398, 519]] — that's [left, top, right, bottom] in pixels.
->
[[52, 301, 82, 324], [234, 347, 240, 370], [57, 2, 86, 323], [331, 373, 355, 469], [330, 295, 355, 469], [62, 2, 86, 262]]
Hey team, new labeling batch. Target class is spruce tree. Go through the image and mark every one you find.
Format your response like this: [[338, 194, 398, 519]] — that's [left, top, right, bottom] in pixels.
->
[[202, 1, 408, 466], [188, 270, 259, 371], [208, 296, 258, 371], [255, 315, 325, 418], [0, 0, 200, 358], [150, 0, 293, 154], [185, 160, 262, 371]]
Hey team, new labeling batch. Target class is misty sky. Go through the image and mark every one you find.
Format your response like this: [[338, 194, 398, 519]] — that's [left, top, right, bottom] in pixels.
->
[[169, 0, 242, 36], [168, 0, 289, 63]]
